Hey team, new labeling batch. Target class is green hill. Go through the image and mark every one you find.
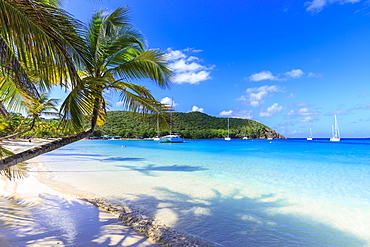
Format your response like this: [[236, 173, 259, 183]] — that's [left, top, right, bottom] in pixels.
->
[[92, 111, 285, 139]]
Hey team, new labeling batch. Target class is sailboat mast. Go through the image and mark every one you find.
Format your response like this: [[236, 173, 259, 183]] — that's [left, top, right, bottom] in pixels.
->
[[334, 115, 340, 138], [332, 125, 334, 137], [228, 118, 230, 137], [157, 113, 160, 137]]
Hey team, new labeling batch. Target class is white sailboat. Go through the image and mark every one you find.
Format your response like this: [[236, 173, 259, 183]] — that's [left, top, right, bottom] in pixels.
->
[[160, 98, 184, 143], [243, 126, 249, 139], [153, 114, 160, 141], [307, 128, 313, 141], [330, 115, 340, 142], [225, 118, 231, 141], [267, 131, 273, 140]]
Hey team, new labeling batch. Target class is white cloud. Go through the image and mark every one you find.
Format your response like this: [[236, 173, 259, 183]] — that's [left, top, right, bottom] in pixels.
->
[[172, 71, 211, 84], [285, 69, 304, 79], [300, 116, 316, 122], [247, 69, 319, 82], [219, 110, 253, 119], [166, 49, 186, 60], [306, 0, 362, 13], [171, 59, 205, 73], [242, 85, 284, 107], [116, 101, 124, 107], [160, 97, 178, 108], [219, 110, 233, 116], [305, 0, 327, 12], [284, 93, 295, 99], [307, 72, 321, 78], [259, 103, 283, 117], [298, 107, 319, 116], [166, 48, 214, 85], [184, 48, 202, 53], [275, 121, 294, 128], [234, 110, 254, 119], [248, 71, 279, 82], [191, 105, 204, 112], [298, 107, 312, 116], [285, 106, 319, 119]]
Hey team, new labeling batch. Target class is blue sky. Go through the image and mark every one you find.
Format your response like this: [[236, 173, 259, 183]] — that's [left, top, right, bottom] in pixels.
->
[[56, 0, 370, 138]]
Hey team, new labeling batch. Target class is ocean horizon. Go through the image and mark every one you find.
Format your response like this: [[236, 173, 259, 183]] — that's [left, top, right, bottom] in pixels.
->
[[34, 138, 370, 246]]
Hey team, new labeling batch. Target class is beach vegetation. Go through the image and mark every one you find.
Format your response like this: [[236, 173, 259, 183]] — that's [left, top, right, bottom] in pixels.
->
[[0, 93, 60, 141], [89, 111, 283, 139]]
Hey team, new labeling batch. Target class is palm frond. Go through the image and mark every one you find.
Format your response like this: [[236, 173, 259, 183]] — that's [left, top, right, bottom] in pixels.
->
[[59, 77, 106, 130], [0, 146, 28, 180], [110, 49, 173, 88], [0, 73, 32, 114], [0, 0, 87, 87]]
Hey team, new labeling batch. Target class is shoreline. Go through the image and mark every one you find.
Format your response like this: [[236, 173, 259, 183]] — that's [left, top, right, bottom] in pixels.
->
[[0, 139, 159, 246], [0, 139, 214, 247]]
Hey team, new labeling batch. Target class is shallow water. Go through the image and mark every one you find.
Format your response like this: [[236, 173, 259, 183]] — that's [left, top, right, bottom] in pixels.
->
[[35, 138, 370, 246]]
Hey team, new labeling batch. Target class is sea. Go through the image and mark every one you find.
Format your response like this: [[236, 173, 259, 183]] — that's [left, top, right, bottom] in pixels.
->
[[35, 138, 370, 246]]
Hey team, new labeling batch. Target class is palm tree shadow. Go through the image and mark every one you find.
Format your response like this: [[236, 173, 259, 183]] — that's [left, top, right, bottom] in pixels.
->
[[121, 188, 367, 247], [115, 164, 208, 176], [0, 194, 157, 246], [101, 157, 145, 162]]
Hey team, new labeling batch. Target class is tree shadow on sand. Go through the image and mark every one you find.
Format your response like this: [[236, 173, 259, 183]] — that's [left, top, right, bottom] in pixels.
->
[[0, 194, 157, 246], [101, 157, 145, 162], [118, 188, 367, 247], [115, 164, 208, 176]]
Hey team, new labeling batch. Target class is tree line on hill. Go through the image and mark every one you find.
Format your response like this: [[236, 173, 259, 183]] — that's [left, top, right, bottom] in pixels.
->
[[91, 111, 285, 139]]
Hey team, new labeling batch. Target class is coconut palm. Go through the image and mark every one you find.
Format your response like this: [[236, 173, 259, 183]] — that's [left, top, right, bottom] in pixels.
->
[[60, 6, 172, 131], [0, 6, 173, 172], [0, 93, 60, 141]]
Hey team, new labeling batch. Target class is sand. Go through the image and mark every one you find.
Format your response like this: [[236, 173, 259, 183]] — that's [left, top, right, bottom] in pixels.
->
[[0, 139, 158, 247]]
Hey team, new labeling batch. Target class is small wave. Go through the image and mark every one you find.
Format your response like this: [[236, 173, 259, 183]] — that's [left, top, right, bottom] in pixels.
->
[[80, 195, 222, 247]]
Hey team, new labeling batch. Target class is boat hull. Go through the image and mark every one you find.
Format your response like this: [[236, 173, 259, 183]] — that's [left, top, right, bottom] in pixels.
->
[[330, 137, 340, 142], [159, 135, 184, 143]]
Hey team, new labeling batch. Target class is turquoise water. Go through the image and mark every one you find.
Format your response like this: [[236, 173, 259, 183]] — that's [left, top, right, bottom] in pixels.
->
[[36, 139, 370, 246]]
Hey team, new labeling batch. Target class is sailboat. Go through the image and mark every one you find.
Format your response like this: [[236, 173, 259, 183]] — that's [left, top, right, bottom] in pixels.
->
[[153, 114, 160, 141], [225, 118, 231, 141], [267, 130, 273, 140], [330, 115, 340, 142], [307, 128, 313, 141], [242, 126, 249, 140], [160, 99, 184, 143]]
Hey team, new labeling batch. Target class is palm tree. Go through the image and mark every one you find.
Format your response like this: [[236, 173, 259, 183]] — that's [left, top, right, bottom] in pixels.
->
[[0, 6, 173, 172], [0, 93, 60, 141], [0, 0, 86, 113]]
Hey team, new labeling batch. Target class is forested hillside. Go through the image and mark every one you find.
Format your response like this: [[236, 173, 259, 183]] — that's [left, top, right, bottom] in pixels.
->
[[92, 111, 285, 139]]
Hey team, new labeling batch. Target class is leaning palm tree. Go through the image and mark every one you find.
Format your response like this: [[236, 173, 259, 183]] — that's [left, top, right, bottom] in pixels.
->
[[0, 93, 60, 141], [0, 6, 173, 172]]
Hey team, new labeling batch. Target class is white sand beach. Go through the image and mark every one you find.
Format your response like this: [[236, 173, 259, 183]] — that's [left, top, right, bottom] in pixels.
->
[[0, 139, 158, 247]]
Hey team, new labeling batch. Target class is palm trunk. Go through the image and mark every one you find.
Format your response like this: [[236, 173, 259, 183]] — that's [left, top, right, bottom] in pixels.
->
[[0, 128, 93, 170], [0, 99, 100, 171], [0, 102, 8, 117]]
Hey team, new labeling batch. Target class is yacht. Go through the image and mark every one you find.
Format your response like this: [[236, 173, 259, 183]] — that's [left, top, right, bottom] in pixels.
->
[[330, 115, 340, 142], [160, 134, 184, 143], [307, 128, 313, 141]]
